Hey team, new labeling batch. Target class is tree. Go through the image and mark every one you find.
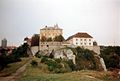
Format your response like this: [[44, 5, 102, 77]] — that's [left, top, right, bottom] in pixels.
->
[[41, 36, 47, 42], [31, 34, 39, 46], [47, 37, 52, 42], [53, 35, 65, 42], [75, 46, 96, 70], [100, 46, 120, 69], [0, 48, 8, 70]]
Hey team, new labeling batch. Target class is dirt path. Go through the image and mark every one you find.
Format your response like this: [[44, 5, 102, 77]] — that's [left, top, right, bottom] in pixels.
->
[[0, 59, 31, 81]]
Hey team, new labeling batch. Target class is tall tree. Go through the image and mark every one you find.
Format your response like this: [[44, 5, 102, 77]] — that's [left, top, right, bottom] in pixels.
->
[[47, 37, 52, 42], [41, 36, 47, 42], [53, 35, 65, 42]]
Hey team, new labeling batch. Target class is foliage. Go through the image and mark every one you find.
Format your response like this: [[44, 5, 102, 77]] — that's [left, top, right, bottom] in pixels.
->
[[35, 51, 44, 58], [31, 60, 38, 67], [0, 58, 29, 77], [47, 37, 52, 42], [0, 43, 30, 71], [40, 57, 72, 73], [75, 46, 96, 70], [66, 60, 76, 71], [31, 34, 39, 46], [41, 56, 49, 63], [12, 43, 29, 58], [0, 49, 8, 70], [100, 46, 120, 69], [40, 36, 47, 42], [41, 35, 64, 42], [53, 35, 65, 42]]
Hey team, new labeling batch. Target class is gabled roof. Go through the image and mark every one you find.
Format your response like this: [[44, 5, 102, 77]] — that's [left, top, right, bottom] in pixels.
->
[[66, 32, 93, 40]]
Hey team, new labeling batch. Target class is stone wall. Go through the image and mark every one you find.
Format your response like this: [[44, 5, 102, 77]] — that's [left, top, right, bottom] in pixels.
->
[[31, 46, 39, 56], [39, 42, 65, 51]]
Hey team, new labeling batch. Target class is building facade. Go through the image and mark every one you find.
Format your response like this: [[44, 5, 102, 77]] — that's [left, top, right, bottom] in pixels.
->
[[66, 32, 93, 46], [39, 24, 63, 51], [1, 38, 7, 48], [40, 24, 62, 39]]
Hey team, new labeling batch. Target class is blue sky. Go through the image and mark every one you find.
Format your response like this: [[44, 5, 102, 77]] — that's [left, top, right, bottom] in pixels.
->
[[0, 0, 120, 46]]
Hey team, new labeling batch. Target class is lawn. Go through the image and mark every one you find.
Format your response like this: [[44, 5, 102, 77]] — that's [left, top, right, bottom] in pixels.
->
[[18, 58, 119, 81], [0, 57, 30, 77]]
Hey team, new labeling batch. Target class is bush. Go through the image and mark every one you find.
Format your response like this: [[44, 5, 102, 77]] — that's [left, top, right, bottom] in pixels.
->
[[31, 60, 38, 67], [54, 58, 62, 63], [59, 62, 72, 73], [101, 46, 120, 69], [41, 56, 48, 63], [35, 52, 42, 58], [67, 60, 76, 71], [75, 46, 97, 70], [40, 56, 72, 73]]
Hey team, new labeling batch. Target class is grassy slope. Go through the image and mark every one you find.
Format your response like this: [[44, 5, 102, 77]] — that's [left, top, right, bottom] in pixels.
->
[[18, 58, 119, 81], [0, 57, 29, 77]]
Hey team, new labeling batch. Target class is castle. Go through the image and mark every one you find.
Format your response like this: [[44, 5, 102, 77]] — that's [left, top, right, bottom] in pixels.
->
[[37, 24, 100, 55]]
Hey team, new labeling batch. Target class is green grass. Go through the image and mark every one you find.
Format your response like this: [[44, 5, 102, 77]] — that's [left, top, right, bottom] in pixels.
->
[[17, 59, 106, 81], [18, 57, 120, 81], [0, 57, 30, 77]]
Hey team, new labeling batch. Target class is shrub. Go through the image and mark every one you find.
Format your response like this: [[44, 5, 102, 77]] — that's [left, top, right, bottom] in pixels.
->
[[59, 62, 72, 73], [35, 53, 42, 58], [54, 58, 62, 63], [31, 60, 38, 67], [75, 46, 97, 70], [41, 56, 48, 63], [67, 60, 76, 71]]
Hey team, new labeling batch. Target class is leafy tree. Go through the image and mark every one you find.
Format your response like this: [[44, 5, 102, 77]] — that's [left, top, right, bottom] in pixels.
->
[[41, 36, 47, 42], [108, 53, 119, 68], [100, 46, 120, 69], [75, 46, 96, 70], [53, 35, 65, 42], [0, 48, 8, 70], [31, 34, 39, 46], [47, 37, 52, 42]]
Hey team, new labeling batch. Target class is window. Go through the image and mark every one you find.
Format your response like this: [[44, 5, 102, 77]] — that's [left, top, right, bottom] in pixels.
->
[[89, 39, 91, 41], [76, 39, 78, 41], [81, 43, 83, 45], [81, 39, 82, 41], [84, 39, 86, 41], [89, 43, 91, 45], [76, 42, 78, 45], [84, 43, 86, 45]]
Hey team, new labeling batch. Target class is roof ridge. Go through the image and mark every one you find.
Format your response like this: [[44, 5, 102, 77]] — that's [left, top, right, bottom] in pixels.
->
[[66, 32, 93, 40]]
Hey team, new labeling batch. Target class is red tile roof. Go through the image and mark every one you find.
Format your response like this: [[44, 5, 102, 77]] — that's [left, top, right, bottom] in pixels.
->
[[66, 32, 93, 40]]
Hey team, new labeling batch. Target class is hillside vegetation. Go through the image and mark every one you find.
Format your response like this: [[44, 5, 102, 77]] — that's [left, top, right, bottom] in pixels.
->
[[18, 57, 119, 81]]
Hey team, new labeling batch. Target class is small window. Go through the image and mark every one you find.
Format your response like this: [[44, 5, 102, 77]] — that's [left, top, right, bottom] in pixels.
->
[[76, 39, 78, 41], [81, 43, 82, 45], [81, 39, 82, 41], [89, 39, 91, 41], [84, 43, 86, 45], [89, 43, 91, 45], [84, 39, 86, 41], [76, 42, 78, 45]]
